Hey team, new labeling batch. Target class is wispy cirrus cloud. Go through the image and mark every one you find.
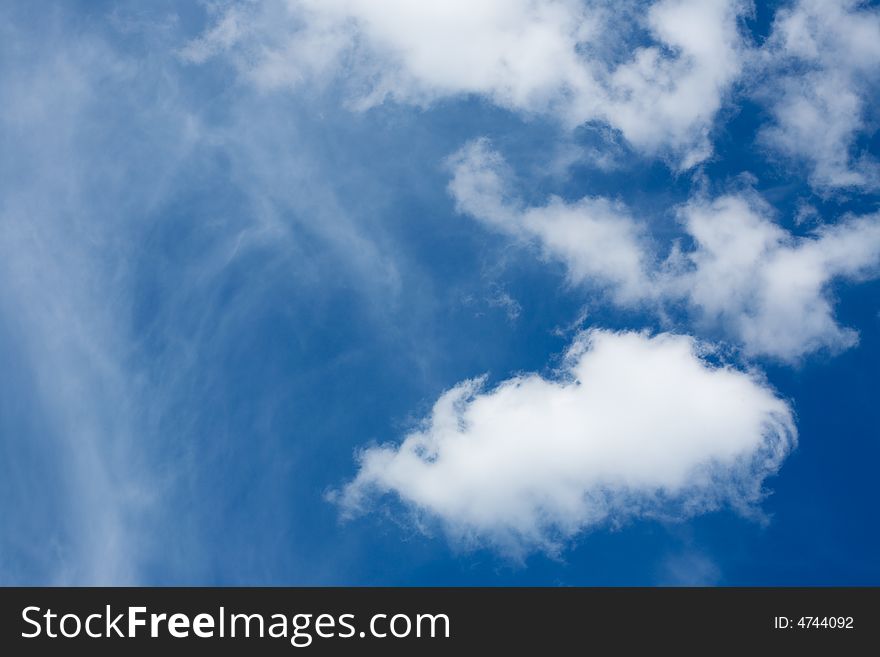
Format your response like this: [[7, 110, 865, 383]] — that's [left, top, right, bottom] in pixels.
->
[[0, 15, 190, 584], [0, 2, 408, 584]]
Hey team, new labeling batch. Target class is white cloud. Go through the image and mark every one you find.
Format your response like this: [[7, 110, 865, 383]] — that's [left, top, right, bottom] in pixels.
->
[[0, 4, 404, 584], [657, 550, 722, 586], [448, 140, 880, 360], [759, 0, 880, 189], [0, 24, 173, 584], [184, 0, 751, 167], [179, 4, 248, 64], [335, 330, 795, 556], [448, 139, 652, 304], [669, 194, 880, 360], [599, 0, 748, 168], [183, 1, 880, 180]]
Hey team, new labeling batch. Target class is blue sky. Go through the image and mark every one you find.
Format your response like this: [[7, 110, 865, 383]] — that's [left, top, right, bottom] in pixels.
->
[[1, 0, 878, 585]]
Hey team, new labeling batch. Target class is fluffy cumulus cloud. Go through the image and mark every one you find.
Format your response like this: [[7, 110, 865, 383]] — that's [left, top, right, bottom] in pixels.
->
[[670, 195, 880, 359], [183, 0, 750, 166], [448, 139, 652, 303], [336, 330, 795, 556], [599, 0, 747, 168], [758, 0, 880, 189], [448, 140, 880, 360]]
